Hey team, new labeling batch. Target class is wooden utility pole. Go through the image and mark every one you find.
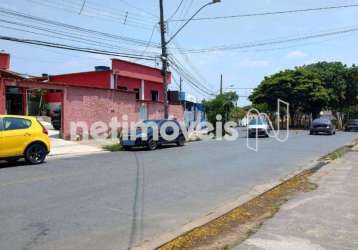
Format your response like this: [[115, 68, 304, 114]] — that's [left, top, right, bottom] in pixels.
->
[[159, 0, 169, 119], [220, 74, 223, 95], [179, 76, 182, 92]]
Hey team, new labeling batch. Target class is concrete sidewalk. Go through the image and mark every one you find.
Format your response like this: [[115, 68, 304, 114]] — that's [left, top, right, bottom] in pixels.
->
[[237, 151, 358, 250], [39, 120, 107, 158]]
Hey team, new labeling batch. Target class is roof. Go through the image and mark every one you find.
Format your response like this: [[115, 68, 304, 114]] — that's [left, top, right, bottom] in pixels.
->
[[0, 69, 28, 80]]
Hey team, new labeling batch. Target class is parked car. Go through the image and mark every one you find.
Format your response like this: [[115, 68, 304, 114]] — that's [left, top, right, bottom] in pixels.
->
[[310, 118, 336, 135], [0, 115, 51, 164], [51, 107, 61, 130], [247, 117, 270, 138], [344, 119, 358, 132], [121, 119, 186, 150]]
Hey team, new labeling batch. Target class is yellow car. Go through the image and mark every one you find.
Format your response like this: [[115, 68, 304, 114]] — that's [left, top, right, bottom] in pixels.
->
[[0, 115, 51, 164]]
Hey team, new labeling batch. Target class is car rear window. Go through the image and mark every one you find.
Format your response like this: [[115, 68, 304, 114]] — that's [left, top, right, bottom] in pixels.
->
[[3, 117, 32, 131]]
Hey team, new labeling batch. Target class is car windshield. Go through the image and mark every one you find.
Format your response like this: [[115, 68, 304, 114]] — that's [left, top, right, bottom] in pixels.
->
[[249, 118, 267, 125], [348, 119, 358, 124], [142, 120, 163, 125], [313, 118, 330, 124]]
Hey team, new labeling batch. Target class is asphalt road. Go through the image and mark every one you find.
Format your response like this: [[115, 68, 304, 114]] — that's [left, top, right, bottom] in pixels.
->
[[1, 131, 357, 250]]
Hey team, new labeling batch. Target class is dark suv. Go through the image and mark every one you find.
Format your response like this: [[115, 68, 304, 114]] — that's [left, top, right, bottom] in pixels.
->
[[310, 118, 336, 135], [345, 119, 358, 132], [121, 119, 186, 150]]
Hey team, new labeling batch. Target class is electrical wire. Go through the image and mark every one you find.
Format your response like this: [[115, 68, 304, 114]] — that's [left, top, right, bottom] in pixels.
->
[[169, 55, 213, 94], [0, 18, 160, 56], [0, 35, 158, 60], [169, 3, 358, 22], [168, 57, 214, 96], [26, 0, 155, 30], [173, 25, 358, 53], [0, 7, 161, 48], [167, 0, 185, 21], [170, 38, 213, 90]]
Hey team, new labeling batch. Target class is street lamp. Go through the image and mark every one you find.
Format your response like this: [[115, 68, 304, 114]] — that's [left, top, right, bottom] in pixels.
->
[[159, 0, 221, 119]]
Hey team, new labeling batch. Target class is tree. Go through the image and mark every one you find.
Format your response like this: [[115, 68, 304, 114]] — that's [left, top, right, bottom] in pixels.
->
[[203, 92, 239, 132], [249, 68, 329, 125], [302, 62, 348, 111], [230, 107, 247, 122]]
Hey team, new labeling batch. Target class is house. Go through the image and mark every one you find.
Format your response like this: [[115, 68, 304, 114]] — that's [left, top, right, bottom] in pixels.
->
[[0, 53, 183, 139]]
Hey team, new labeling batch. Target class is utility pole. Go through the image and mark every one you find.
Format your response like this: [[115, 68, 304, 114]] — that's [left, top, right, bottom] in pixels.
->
[[159, 0, 169, 119], [179, 76, 182, 93], [158, 0, 220, 119], [220, 74, 223, 95]]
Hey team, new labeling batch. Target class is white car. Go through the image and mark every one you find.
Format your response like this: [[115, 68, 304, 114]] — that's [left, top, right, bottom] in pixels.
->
[[247, 117, 270, 138]]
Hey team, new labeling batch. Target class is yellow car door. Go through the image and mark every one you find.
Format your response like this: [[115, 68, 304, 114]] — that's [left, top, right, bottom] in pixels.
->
[[1, 117, 33, 157], [0, 118, 4, 157]]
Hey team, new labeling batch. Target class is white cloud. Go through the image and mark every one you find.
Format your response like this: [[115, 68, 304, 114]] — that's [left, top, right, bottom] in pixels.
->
[[287, 50, 308, 58]]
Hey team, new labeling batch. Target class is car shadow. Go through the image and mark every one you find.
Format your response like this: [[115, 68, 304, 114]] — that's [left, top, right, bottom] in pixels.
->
[[0, 160, 32, 169], [124, 144, 180, 152]]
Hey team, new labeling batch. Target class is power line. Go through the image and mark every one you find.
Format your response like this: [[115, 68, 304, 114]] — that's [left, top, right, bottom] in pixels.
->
[[169, 3, 358, 22], [169, 55, 213, 93], [118, 0, 158, 18], [173, 25, 358, 53], [168, 57, 214, 96], [170, 38, 213, 90], [0, 18, 160, 55], [26, 0, 155, 30], [167, 0, 185, 21], [0, 7, 161, 48], [0, 35, 158, 60], [132, 24, 159, 62]]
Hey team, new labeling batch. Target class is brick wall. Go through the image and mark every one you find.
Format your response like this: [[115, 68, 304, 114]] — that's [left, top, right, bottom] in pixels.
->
[[0, 79, 5, 114], [147, 102, 184, 121], [62, 86, 139, 139], [169, 104, 184, 122]]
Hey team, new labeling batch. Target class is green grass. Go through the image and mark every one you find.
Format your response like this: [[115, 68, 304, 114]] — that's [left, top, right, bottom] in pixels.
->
[[322, 146, 350, 161], [102, 144, 123, 152]]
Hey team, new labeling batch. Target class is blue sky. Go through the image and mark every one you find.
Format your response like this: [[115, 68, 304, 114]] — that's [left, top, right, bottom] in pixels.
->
[[1, 0, 358, 106]]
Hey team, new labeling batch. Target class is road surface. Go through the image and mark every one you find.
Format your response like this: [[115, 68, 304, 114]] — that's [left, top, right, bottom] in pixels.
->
[[0, 131, 357, 250]]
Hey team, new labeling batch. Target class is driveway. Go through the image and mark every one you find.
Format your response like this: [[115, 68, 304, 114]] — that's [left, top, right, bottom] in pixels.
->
[[40, 120, 105, 158], [0, 131, 357, 250]]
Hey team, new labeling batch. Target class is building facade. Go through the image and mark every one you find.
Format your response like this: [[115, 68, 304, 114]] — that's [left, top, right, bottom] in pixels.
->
[[0, 53, 184, 139]]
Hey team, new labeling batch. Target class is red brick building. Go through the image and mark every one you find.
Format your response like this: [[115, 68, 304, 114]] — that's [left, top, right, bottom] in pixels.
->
[[0, 53, 183, 139]]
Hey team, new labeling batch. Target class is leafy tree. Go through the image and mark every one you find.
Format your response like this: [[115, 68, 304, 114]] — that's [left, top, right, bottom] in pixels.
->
[[345, 65, 358, 108], [230, 107, 247, 122], [302, 62, 348, 112], [250, 68, 329, 122], [203, 92, 239, 131]]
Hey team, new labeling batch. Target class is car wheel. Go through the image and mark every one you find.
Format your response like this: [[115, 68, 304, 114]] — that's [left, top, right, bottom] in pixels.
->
[[147, 139, 158, 151], [25, 143, 47, 164], [310, 131, 315, 135], [177, 135, 185, 146]]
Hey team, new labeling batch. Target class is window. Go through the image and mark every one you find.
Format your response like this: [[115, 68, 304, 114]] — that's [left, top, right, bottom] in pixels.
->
[[0, 119, 3, 131], [3, 117, 32, 131], [134, 88, 140, 100], [151, 90, 159, 102]]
